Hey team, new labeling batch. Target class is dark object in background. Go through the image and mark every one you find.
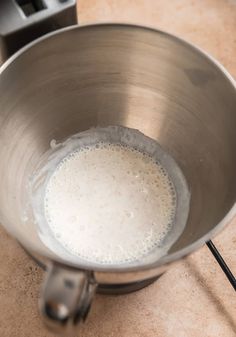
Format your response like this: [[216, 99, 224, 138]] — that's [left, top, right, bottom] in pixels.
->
[[0, 0, 77, 62], [207, 240, 236, 291]]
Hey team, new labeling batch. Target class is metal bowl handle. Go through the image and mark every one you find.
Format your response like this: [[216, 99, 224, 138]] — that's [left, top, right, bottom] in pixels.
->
[[40, 262, 97, 332]]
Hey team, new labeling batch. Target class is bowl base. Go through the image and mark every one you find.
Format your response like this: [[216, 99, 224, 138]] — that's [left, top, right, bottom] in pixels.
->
[[97, 276, 160, 295]]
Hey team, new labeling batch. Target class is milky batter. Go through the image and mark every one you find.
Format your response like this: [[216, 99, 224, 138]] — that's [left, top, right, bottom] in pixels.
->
[[44, 142, 177, 264]]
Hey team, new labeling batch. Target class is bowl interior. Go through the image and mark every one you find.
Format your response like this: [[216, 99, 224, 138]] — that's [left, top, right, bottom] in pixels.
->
[[0, 24, 236, 269]]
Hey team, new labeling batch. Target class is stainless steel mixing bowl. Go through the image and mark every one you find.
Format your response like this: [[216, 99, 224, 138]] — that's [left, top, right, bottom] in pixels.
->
[[0, 23, 236, 331]]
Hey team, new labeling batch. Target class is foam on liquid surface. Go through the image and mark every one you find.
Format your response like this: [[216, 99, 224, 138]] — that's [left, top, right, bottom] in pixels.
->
[[44, 142, 177, 265]]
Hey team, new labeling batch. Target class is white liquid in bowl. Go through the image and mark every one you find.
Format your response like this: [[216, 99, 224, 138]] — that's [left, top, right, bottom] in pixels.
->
[[31, 126, 190, 266], [44, 143, 176, 264]]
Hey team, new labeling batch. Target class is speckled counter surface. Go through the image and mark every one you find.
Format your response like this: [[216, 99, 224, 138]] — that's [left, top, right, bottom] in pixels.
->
[[0, 1, 236, 336]]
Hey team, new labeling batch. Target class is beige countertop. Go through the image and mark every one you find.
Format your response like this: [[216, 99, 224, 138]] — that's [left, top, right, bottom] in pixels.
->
[[0, 0, 236, 336]]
